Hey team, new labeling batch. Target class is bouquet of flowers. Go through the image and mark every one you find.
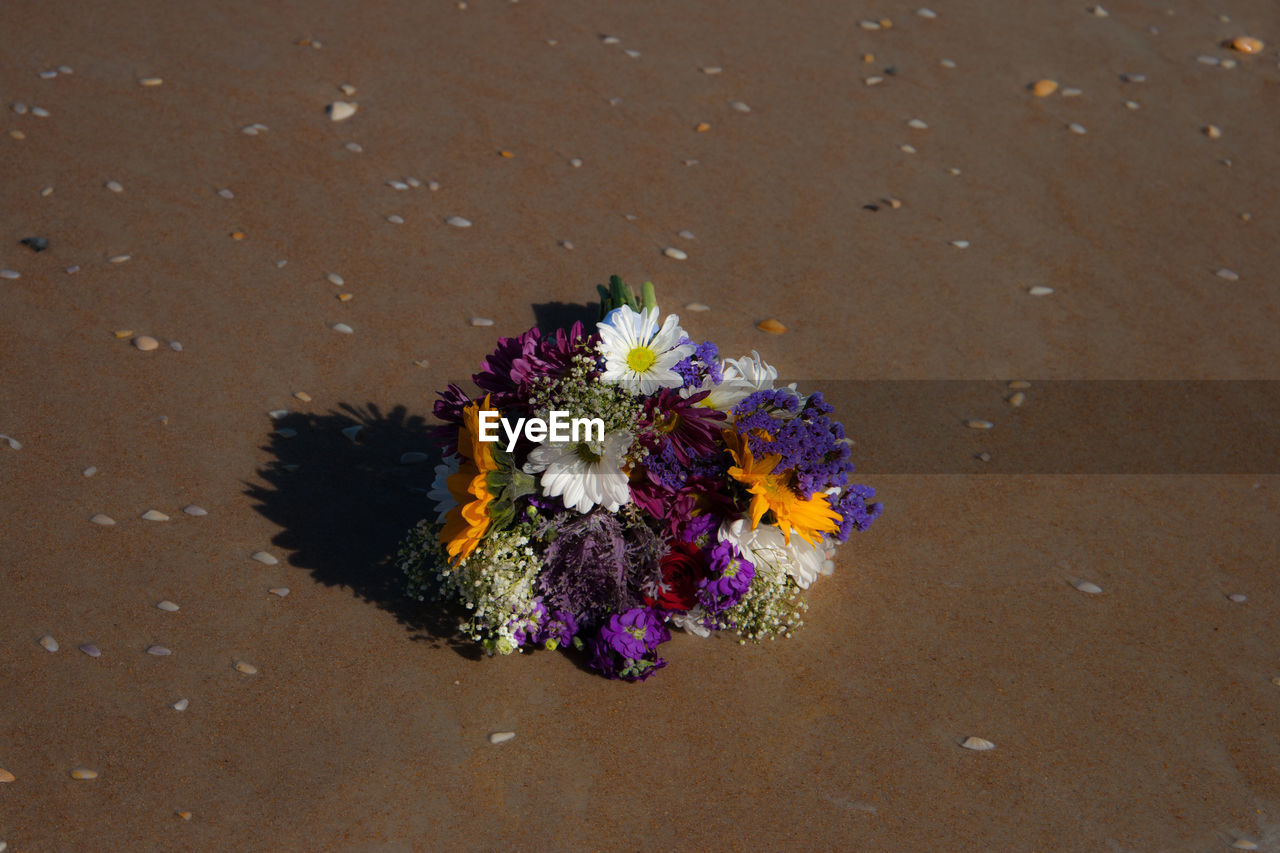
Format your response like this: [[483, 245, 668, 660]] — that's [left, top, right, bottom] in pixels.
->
[[398, 277, 882, 681]]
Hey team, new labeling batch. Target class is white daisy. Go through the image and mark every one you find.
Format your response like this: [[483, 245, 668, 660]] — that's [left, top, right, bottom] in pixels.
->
[[597, 306, 695, 395], [695, 350, 780, 413], [523, 429, 633, 514], [718, 517, 826, 589], [428, 455, 460, 523]]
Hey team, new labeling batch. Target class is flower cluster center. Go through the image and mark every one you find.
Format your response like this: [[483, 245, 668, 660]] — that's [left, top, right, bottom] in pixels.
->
[[627, 345, 657, 373]]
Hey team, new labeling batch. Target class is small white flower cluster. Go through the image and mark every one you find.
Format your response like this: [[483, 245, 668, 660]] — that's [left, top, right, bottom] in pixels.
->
[[437, 527, 544, 655]]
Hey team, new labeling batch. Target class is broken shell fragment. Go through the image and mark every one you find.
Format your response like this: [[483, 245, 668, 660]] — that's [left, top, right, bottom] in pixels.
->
[[959, 736, 995, 751], [756, 319, 787, 334], [327, 101, 357, 121]]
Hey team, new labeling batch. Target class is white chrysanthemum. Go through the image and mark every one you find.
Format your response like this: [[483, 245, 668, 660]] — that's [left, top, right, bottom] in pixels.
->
[[428, 455, 460, 523], [718, 517, 826, 589], [696, 350, 780, 413], [523, 429, 633, 514], [597, 306, 695, 395]]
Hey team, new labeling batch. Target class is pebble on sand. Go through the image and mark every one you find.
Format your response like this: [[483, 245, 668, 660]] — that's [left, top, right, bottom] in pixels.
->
[[0, 269, 19, 279], [489, 731, 516, 744], [327, 101, 357, 121], [251, 551, 279, 565], [757, 319, 787, 334], [446, 216, 472, 228], [70, 768, 99, 780], [1203, 124, 1222, 139], [138, 77, 164, 87], [183, 505, 207, 516], [950, 240, 970, 249], [1227, 593, 1247, 603], [234, 661, 258, 675], [270, 587, 290, 597], [172, 699, 189, 711], [79, 643, 101, 657], [293, 391, 312, 402], [1071, 579, 1103, 594], [1215, 268, 1239, 281], [662, 247, 688, 260], [0, 769, 14, 783], [959, 736, 995, 751], [695, 122, 711, 132], [1028, 286, 1054, 296], [1031, 79, 1059, 97], [142, 509, 170, 522], [906, 118, 928, 129], [83, 466, 98, 477], [387, 215, 405, 224], [146, 644, 172, 656], [964, 419, 994, 429], [40, 635, 59, 652], [105, 180, 124, 193], [133, 335, 159, 351], [1231, 841, 1259, 851], [90, 514, 116, 526], [1229, 36, 1264, 54], [1007, 392, 1026, 407], [157, 600, 180, 612], [1068, 122, 1087, 135], [331, 323, 354, 334], [730, 100, 751, 113], [108, 254, 132, 264]]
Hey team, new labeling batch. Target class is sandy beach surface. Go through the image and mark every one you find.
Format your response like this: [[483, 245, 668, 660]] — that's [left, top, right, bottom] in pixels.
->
[[2, 0, 1278, 850]]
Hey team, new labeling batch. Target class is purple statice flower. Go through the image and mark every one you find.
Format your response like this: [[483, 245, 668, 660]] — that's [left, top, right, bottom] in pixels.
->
[[536, 609, 579, 649], [673, 339, 723, 389], [536, 510, 667, 625], [588, 607, 671, 681], [640, 388, 726, 464], [697, 540, 756, 614], [732, 389, 854, 495], [827, 484, 883, 541]]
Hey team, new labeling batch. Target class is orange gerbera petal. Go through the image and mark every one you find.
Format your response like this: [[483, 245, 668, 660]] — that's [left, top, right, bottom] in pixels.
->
[[440, 396, 500, 564], [723, 428, 842, 545]]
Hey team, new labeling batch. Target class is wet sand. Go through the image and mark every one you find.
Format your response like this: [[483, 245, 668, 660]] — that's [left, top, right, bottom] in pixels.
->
[[2, 0, 1278, 849]]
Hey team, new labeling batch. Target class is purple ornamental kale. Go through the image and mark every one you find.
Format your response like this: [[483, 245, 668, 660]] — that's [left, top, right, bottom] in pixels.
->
[[697, 540, 756, 614], [588, 607, 671, 681], [537, 511, 667, 625]]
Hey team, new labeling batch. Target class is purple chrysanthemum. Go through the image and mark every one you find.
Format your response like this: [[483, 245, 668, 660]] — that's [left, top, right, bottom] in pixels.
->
[[473, 322, 594, 410], [431, 382, 474, 452], [640, 388, 726, 465]]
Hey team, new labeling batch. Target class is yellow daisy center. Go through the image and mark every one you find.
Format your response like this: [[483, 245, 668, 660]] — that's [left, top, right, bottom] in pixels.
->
[[626, 345, 657, 373]]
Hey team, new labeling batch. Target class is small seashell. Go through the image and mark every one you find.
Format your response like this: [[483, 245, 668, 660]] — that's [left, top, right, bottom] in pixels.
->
[[1231, 841, 1259, 851], [327, 101, 357, 121], [1227, 593, 1247, 603], [387, 180, 409, 190], [234, 661, 258, 675], [684, 302, 710, 312], [242, 125, 260, 135], [9, 130, 25, 139], [157, 600, 180, 612], [0, 269, 19, 279], [269, 587, 290, 597], [1028, 286, 1054, 296], [1119, 73, 1146, 83], [142, 510, 170, 522], [133, 335, 159, 351], [1215, 268, 1239, 281], [965, 419, 994, 430], [1125, 100, 1140, 110], [230, 230, 246, 240], [859, 19, 881, 30], [939, 58, 957, 69], [568, 158, 583, 168], [1009, 380, 1031, 389], [624, 49, 641, 58], [31, 106, 50, 117], [251, 551, 279, 565], [917, 7, 937, 18], [0, 435, 19, 450], [1007, 392, 1026, 407], [677, 230, 695, 240], [79, 643, 101, 657], [757, 319, 787, 334], [345, 142, 363, 153], [1072, 579, 1103, 594], [1229, 36, 1264, 54], [12, 101, 28, 114], [662, 247, 688, 261], [70, 767, 99, 780], [146, 644, 171, 656], [947, 167, 962, 175], [1219, 58, 1237, 70], [959, 736, 995, 751], [907, 118, 928, 129], [108, 254, 131, 264], [600, 35, 620, 44], [498, 149, 514, 158], [83, 466, 98, 477], [413, 359, 430, 368], [695, 122, 711, 132], [339, 83, 357, 95], [341, 425, 363, 441], [729, 100, 751, 113], [558, 240, 574, 250], [884, 197, 903, 209], [1031, 79, 1058, 97], [293, 391, 312, 402], [406, 177, 421, 187], [40, 635, 59, 652], [1196, 55, 1221, 66], [864, 76, 884, 86], [900, 144, 917, 154], [105, 180, 124, 193], [1089, 4, 1108, 16], [950, 240, 970, 249], [469, 317, 495, 327], [446, 216, 472, 228], [700, 66, 722, 74], [183, 505, 207, 517], [331, 323, 354, 334], [177, 811, 193, 821], [90, 514, 115, 526], [1067, 122, 1087, 135], [169, 341, 183, 351], [0, 768, 14, 782], [172, 698, 189, 711], [387, 215, 404, 224], [1203, 124, 1222, 139], [40, 185, 53, 196], [488, 731, 516, 744], [1061, 87, 1082, 97], [40, 69, 59, 79], [138, 77, 163, 87], [400, 452, 429, 464]]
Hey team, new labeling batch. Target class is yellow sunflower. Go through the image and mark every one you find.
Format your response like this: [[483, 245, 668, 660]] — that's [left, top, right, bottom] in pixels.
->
[[723, 429, 841, 546], [440, 396, 500, 564]]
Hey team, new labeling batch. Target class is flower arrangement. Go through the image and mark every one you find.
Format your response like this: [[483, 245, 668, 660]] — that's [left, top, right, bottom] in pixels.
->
[[398, 277, 882, 680]]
